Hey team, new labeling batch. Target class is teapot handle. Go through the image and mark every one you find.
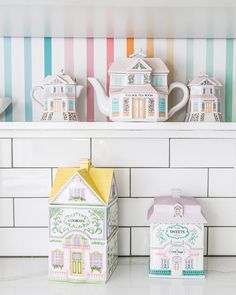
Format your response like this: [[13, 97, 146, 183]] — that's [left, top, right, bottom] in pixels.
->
[[168, 82, 189, 119], [31, 86, 44, 107]]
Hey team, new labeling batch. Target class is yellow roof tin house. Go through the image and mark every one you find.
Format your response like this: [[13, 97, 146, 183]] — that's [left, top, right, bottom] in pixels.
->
[[49, 159, 114, 206]]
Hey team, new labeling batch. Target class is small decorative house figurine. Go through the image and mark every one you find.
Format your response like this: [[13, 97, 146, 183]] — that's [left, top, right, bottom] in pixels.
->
[[148, 189, 207, 278], [32, 70, 83, 121], [49, 159, 118, 283], [185, 74, 223, 122], [88, 50, 189, 122]]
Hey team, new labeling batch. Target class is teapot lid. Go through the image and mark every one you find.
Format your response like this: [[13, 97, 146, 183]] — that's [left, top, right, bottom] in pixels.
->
[[43, 69, 77, 85]]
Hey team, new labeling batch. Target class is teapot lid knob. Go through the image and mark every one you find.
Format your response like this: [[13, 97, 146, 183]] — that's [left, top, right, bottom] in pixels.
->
[[171, 188, 181, 198]]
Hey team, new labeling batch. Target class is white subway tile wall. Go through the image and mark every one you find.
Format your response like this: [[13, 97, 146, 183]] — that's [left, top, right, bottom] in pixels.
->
[[0, 169, 51, 197], [13, 138, 90, 167], [118, 228, 131, 256], [131, 168, 208, 197], [0, 139, 12, 167], [0, 199, 14, 226], [209, 169, 236, 197], [14, 198, 48, 227], [131, 227, 149, 256], [0, 228, 48, 256], [0, 136, 235, 256], [208, 228, 236, 255], [92, 139, 169, 167], [170, 139, 236, 167]]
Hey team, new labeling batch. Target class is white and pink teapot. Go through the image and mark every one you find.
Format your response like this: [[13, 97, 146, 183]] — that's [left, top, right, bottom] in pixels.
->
[[32, 70, 83, 122], [88, 51, 189, 122]]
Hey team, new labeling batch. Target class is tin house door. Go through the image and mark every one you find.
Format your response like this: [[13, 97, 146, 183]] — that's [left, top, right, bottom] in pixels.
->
[[205, 101, 213, 113], [71, 252, 83, 276], [132, 98, 146, 119], [172, 256, 182, 276]]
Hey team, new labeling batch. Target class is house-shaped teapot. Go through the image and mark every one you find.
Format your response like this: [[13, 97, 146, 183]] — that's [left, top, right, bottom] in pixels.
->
[[88, 51, 188, 122]]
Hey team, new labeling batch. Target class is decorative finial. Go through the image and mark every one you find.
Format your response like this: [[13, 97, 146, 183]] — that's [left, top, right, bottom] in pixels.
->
[[171, 188, 181, 198], [129, 48, 147, 58]]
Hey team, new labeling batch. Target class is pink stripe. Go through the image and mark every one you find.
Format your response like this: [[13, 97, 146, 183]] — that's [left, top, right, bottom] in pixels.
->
[[64, 38, 74, 78], [87, 38, 94, 122], [106, 38, 114, 122]]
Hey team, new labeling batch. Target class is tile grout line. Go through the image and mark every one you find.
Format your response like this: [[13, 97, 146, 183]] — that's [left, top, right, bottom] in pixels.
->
[[11, 138, 13, 168], [207, 168, 210, 197], [130, 227, 132, 256], [207, 226, 209, 256], [12, 197, 15, 227], [129, 168, 131, 197]]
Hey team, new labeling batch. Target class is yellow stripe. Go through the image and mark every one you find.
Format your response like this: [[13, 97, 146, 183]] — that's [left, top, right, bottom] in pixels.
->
[[147, 38, 154, 57], [167, 38, 174, 84], [127, 38, 134, 57]]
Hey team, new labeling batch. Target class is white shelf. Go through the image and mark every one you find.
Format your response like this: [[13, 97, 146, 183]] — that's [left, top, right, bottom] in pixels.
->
[[1, 0, 236, 37], [0, 122, 236, 138]]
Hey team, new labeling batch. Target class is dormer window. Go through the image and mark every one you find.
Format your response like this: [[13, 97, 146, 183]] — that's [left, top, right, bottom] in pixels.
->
[[135, 74, 144, 84], [69, 187, 85, 201], [173, 203, 184, 217]]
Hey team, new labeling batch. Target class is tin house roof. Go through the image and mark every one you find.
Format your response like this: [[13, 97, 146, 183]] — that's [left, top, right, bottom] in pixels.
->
[[147, 189, 207, 224], [49, 159, 115, 206]]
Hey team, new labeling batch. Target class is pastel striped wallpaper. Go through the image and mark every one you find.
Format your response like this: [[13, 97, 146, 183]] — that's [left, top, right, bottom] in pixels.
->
[[0, 37, 235, 122]]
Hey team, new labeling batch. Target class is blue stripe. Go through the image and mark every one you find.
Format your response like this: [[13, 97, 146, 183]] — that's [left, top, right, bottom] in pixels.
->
[[24, 37, 32, 122], [206, 39, 214, 76], [225, 39, 234, 122], [44, 37, 52, 76], [4, 37, 12, 122]]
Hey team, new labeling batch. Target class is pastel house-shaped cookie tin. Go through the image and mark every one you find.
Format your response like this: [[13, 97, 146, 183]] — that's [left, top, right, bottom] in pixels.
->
[[148, 189, 207, 278], [48, 159, 118, 283]]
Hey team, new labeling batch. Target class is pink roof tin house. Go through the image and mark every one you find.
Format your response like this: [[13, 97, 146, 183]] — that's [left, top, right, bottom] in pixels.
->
[[148, 190, 207, 224], [148, 189, 207, 278]]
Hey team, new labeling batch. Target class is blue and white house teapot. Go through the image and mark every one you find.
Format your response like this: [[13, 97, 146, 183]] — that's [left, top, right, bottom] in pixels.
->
[[32, 70, 83, 122], [88, 51, 189, 122]]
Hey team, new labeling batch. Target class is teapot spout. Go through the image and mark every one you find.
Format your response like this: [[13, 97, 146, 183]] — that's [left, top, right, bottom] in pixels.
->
[[0, 97, 11, 114], [88, 77, 110, 116]]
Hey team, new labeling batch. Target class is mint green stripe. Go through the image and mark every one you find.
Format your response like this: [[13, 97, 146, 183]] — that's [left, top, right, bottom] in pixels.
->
[[4, 37, 12, 122], [186, 39, 194, 82], [206, 39, 214, 76], [225, 39, 234, 122], [24, 37, 32, 122], [44, 37, 52, 76]]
